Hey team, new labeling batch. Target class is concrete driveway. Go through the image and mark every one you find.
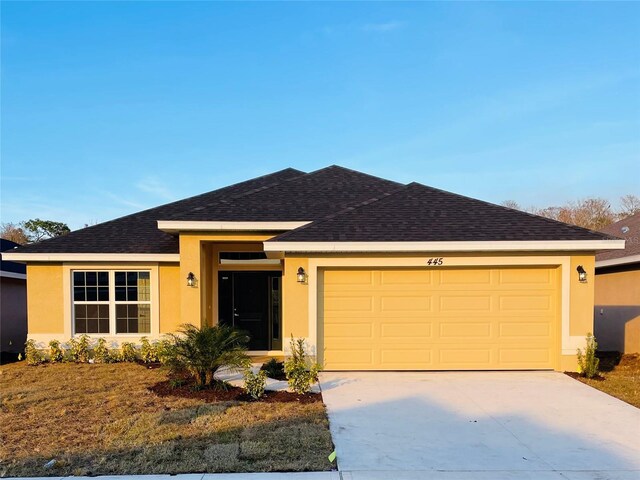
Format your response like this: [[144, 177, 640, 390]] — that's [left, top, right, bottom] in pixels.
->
[[319, 371, 640, 480]]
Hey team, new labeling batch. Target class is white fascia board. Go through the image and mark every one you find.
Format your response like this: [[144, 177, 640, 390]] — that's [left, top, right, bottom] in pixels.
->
[[595, 254, 640, 269], [0, 271, 27, 280], [157, 220, 311, 233], [0, 253, 180, 262], [263, 240, 626, 253]]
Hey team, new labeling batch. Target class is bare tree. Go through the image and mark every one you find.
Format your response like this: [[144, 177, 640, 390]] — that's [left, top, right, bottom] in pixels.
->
[[619, 194, 640, 219], [0, 223, 29, 245]]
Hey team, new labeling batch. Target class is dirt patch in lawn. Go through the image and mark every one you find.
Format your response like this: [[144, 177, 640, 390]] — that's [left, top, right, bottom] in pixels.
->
[[567, 353, 640, 408], [0, 362, 333, 477], [149, 379, 322, 404]]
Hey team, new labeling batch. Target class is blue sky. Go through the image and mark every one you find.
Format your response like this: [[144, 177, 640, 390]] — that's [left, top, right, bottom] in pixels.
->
[[2, 2, 639, 229]]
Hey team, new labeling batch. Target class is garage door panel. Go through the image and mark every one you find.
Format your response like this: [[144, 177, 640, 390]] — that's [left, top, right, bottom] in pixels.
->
[[499, 268, 553, 285], [380, 270, 433, 285], [381, 296, 431, 311], [321, 267, 558, 371], [381, 348, 432, 366], [439, 269, 492, 285], [499, 321, 550, 338], [440, 295, 492, 312], [439, 322, 492, 338], [499, 348, 550, 364]]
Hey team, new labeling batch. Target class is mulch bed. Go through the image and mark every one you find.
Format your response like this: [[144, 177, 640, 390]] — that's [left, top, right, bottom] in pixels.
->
[[149, 378, 322, 404], [565, 371, 605, 382]]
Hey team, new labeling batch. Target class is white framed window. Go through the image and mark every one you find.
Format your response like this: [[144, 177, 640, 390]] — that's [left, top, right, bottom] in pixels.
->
[[72, 270, 152, 335]]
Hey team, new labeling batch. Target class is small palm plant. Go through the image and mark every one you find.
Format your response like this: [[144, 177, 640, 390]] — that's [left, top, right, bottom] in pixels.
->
[[166, 324, 250, 388]]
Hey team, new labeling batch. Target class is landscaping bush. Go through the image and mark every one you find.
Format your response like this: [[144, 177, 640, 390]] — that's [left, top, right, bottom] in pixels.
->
[[243, 368, 267, 400], [24, 339, 45, 366], [577, 333, 600, 378], [48, 340, 65, 363], [155, 338, 175, 365], [165, 324, 250, 388], [140, 337, 159, 363], [284, 336, 320, 394], [261, 358, 285, 379], [93, 338, 112, 363], [68, 334, 91, 363], [119, 342, 138, 362]]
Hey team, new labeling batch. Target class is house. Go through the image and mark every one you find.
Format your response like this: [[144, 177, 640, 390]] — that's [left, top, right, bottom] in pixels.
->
[[594, 212, 640, 353], [3, 166, 624, 371], [1, 238, 27, 361]]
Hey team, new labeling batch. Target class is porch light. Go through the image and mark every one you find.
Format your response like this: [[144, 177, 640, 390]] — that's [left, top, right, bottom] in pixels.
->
[[576, 265, 587, 283], [186, 272, 196, 287], [297, 267, 307, 283]]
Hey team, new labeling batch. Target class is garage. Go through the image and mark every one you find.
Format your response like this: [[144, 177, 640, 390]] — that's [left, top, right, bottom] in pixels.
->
[[320, 266, 560, 371]]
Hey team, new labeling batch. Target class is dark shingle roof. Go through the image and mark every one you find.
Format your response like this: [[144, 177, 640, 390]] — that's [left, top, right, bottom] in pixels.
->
[[12, 168, 304, 254], [269, 183, 616, 243], [10, 166, 616, 255], [596, 212, 640, 262], [163, 165, 402, 221]]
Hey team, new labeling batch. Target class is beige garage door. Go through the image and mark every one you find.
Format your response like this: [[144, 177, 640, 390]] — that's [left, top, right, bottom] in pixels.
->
[[320, 267, 560, 370]]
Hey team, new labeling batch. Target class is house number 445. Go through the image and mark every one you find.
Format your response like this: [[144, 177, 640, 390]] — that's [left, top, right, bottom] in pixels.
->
[[426, 257, 444, 266]]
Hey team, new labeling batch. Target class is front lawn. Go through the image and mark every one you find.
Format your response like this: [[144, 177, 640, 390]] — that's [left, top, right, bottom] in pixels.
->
[[569, 353, 640, 408], [0, 362, 334, 477]]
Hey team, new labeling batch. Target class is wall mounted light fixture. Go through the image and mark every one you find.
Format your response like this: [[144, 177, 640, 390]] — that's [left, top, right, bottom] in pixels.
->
[[187, 272, 196, 287], [297, 267, 307, 283], [576, 265, 587, 283]]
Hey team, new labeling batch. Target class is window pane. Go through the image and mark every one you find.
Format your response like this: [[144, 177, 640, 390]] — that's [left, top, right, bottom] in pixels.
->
[[115, 272, 126, 286], [73, 271, 85, 286], [99, 318, 109, 333], [127, 286, 138, 301], [87, 318, 99, 333], [86, 272, 97, 286], [74, 305, 87, 333], [115, 304, 150, 334], [98, 272, 109, 286], [86, 288, 97, 302], [127, 272, 137, 284], [98, 287, 109, 301], [115, 286, 126, 301], [74, 287, 86, 302], [139, 272, 150, 281]]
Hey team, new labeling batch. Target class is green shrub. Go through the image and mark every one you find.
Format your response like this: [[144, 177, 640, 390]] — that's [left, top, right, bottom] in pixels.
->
[[261, 358, 285, 379], [119, 342, 138, 362], [140, 337, 159, 363], [93, 338, 113, 363], [24, 339, 45, 366], [68, 334, 91, 363], [284, 336, 320, 394], [155, 338, 175, 365], [48, 340, 65, 363], [165, 324, 250, 388], [243, 368, 267, 400], [577, 333, 600, 378]]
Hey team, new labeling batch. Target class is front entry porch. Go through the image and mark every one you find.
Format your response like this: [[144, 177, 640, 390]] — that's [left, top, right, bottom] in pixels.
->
[[218, 270, 282, 351]]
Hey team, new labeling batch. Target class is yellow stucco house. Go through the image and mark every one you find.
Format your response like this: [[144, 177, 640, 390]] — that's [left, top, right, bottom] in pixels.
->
[[3, 166, 625, 371]]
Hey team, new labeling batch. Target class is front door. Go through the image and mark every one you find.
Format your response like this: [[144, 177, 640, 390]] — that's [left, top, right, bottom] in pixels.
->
[[218, 271, 281, 350]]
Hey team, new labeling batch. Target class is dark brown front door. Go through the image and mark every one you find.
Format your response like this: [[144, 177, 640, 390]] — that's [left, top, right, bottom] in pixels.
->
[[218, 271, 281, 350]]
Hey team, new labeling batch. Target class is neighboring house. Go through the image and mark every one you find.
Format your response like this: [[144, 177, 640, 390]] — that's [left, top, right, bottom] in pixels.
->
[[3, 166, 624, 371], [594, 212, 640, 353], [1, 239, 27, 360]]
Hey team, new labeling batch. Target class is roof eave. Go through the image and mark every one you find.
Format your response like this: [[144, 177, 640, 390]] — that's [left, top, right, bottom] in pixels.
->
[[595, 254, 640, 269], [157, 220, 311, 233], [263, 239, 625, 253]]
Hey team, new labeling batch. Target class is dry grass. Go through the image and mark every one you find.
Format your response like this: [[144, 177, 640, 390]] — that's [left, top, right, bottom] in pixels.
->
[[572, 353, 640, 408], [0, 362, 333, 477]]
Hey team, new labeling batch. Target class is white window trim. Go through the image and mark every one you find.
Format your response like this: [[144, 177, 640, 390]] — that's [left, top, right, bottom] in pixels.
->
[[64, 264, 160, 340]]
